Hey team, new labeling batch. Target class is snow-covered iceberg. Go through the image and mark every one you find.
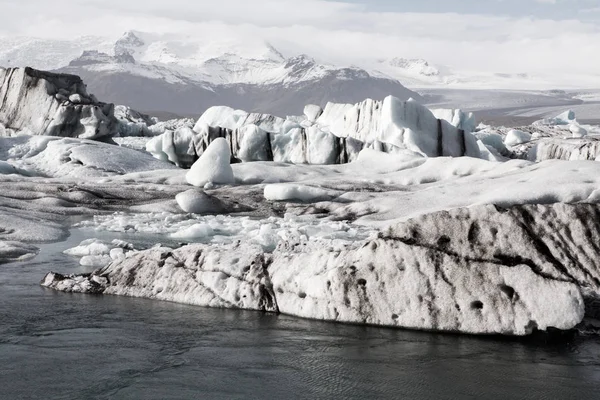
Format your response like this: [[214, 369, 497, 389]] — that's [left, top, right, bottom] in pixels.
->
[[43, 202, 600, 336], [0, 67, 117, 139]]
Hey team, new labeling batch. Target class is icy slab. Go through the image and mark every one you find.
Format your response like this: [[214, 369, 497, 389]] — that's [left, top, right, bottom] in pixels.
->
[[43, 202, 600, 336], [304, 104, 323, 122], [539, 110, 577, 126], [0, 67, 117, 139], [186, 138, 234, 187], [264, 184, 337, 203], [43, 243, 279, 312], [570, 124, 588, 138], [533, 140, 600, 162], [4, 136, 177, 178], [474, 130, 508, 156], [0, 241, 39, 263], [146, 127, 197, 167]]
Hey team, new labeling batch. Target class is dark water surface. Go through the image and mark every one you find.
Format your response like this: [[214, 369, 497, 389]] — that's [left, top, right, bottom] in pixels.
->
[[2, 231, 600, 399]]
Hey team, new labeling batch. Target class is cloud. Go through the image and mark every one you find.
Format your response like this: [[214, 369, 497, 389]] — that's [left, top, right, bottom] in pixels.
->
[[0, 0, 599, 78]]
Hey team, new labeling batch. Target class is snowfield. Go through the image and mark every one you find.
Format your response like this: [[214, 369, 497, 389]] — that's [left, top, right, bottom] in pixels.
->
[[2, 67, 600, 336]]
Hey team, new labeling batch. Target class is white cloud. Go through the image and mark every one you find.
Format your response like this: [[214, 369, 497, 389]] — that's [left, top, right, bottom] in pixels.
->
[[0, 0, 599, 78]]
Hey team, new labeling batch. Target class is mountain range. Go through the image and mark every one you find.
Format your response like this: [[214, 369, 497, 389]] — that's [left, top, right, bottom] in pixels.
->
[[1, 31, 597, 118]]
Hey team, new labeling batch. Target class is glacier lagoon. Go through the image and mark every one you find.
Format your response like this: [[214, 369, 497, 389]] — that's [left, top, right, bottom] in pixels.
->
[[2, 229, 600, 400]]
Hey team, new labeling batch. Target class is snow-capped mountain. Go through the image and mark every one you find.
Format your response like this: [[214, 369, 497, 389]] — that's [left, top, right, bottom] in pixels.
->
[[39, 31, 421, 116], [4, 31, 595, 117]]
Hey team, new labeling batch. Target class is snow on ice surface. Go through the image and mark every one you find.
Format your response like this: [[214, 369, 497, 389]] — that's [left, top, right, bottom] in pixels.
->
[[264, 184, 337, 203], [2, 136, 176, 178]]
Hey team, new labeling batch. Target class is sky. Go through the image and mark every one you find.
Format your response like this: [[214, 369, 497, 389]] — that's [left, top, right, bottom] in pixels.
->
[[0, 0, 599, 77]]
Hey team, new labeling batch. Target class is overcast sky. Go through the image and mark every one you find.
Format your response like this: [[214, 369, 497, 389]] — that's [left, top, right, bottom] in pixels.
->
[[0, 0, 599, 75]]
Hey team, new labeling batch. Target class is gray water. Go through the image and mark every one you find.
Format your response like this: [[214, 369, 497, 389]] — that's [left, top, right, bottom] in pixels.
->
[[2, 230, 600, 400]]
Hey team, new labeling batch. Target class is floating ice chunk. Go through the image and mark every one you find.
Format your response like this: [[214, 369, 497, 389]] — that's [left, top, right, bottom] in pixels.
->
[[554, 110, 576, 125], [64, 238, 133, 267], [170, 223, 215, 240], [175, 189, 225, 214], [504, 130, 532, 147], [264, 184, 334, 202], [538, 110, 577, 126], [64, 239, 112, 257], [186, 138, 235, 187]]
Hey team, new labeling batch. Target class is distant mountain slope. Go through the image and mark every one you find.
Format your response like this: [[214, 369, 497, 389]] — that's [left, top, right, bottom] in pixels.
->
[[52, 32, 422, 116], [59, 64, 422, 117]]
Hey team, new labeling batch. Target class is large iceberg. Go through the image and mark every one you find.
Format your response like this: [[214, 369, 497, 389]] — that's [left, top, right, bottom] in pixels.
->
[[0, 67, 117, 139], [146, 96, 481, 167], [43, 202, 600, 336]]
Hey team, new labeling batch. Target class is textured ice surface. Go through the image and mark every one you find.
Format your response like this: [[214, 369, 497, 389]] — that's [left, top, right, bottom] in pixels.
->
[[2, 135, 176, 178], [0, 67, 117, 139], [76, 213, 375, 253], [43, 202, 600, 336]]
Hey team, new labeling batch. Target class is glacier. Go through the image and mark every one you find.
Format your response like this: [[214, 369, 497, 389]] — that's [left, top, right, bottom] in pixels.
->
[[1, 67, 600, 337]]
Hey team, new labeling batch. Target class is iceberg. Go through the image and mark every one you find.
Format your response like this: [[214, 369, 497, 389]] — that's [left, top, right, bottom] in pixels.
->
[[0, 67, 117, 139], [43, 202, 600, 336], [146, 96, 481, 167], [186, 138, 235, 187]]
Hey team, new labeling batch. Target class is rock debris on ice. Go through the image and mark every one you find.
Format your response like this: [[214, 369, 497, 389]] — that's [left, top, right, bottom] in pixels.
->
[[43, 202, 600, 336]]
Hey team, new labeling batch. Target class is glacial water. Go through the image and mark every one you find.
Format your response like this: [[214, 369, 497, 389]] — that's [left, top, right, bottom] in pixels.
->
[[2, 230, 600, 399]]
